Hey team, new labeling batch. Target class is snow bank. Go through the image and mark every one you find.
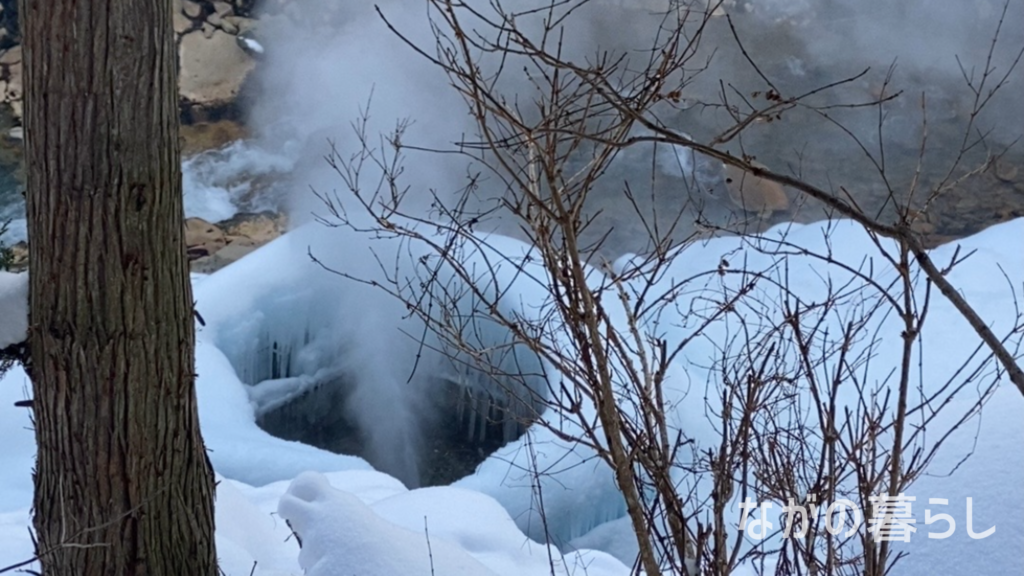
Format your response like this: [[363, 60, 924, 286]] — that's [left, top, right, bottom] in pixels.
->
[[0, 217, 1020, 575], [193, 220, 556, 488], [277, 470, 628, 576], [458, 217, 1024, 572], [194, 338, 373, 487]]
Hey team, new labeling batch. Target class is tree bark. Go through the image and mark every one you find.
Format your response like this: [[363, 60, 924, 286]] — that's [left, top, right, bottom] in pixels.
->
[[20, 1, 217, 574]]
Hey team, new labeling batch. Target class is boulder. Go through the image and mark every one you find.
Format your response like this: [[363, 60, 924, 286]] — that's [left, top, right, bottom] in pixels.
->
[[182, 0, 204, 19], [185, 212, 287, 272], [185, 217, 227, 259], [0, 43, 18, 65], [178, 28, 256, 120], [173, 11, 194, 35], [0, 44, 21, 114], [190, 233, 264, 273], [222, 15, 257, 35], [5, 240, 26, 272], [218, 211, 286, 244], [180, 119, 248, 157], [8, 210, 287, 275], [994, 159, 1018, 183], [723, 163, 790, 217]]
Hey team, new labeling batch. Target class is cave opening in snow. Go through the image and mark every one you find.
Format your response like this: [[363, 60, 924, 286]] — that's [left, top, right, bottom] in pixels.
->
[[218, 286, 550, 489], [256, 369, 535, 487]]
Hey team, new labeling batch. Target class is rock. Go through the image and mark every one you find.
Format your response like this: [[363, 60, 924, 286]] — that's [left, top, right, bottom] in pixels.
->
[[6, 241, 27, 272], [231, 0, 258, 17], [10, 211, 285, 275], [0, 44, 19, 65], [190, 237, 259, 273], [223, 16, 257, 35], [179, 29, 255, 116], [180, 120, 248, 157], [185, 212, 287, 272], [994, 159, 1018, 183], [723, 163, 790, 216], [214, 1, 234, 16], [236, 34, 264, 56], [182, 0, 204, 19], [217, 18, 239, 35], [1, 46, 22, 115], [218, 211, 286, 244], [173, 11, 194, 35], [184, 217, 227, 259]]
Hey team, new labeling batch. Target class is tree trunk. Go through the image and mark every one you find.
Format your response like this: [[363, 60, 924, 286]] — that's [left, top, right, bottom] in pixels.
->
[[20, 1, 218, 574]]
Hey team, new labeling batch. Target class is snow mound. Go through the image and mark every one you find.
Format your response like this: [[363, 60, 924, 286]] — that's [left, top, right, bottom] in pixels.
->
[[277, 470, 629, 576], [279, 471, 499, 576], [194, 338, 373, 487]]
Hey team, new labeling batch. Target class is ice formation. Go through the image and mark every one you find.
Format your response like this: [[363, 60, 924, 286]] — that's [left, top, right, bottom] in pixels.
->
[[194, 221, 554, 488]]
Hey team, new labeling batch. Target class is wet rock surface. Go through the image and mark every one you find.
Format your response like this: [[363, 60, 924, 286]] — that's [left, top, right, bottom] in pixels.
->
[[5, 211, 287, 274], [186, 211, 288, 273]]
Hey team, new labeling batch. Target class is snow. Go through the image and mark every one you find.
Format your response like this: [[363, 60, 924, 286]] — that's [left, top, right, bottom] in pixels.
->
[[191, 220, 556, 488], [280, 471, 496, 576], [457, 218, 1024, 569], [0, 218, 25, 244], [0, 217, 1021, 575], [193, 338, 374, 487], [277, 470, 627, 576], [0, 270, 27, 348]]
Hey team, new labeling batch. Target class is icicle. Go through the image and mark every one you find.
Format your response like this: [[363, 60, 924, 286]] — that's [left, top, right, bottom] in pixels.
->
[[467, 392, 477, 443], [503, 412, 514, 445], [455, 386, 466, 424], [478, 396, 488, 443]]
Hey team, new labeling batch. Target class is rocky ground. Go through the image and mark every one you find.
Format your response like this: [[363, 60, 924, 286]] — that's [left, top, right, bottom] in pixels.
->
[[0, 0, 286, 273], [0, 0, 1020, 269], [4, 211, 287, 274]]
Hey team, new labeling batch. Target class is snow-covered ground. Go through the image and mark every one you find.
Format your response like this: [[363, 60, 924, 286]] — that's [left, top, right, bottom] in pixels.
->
[[1, 216, 1021, 574]]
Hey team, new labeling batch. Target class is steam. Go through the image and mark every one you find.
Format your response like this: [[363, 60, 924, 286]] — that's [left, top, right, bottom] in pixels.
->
[[239, 0, 1023, 484]]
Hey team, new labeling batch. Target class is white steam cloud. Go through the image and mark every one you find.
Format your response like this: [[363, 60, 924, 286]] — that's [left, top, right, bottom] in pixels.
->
[[240, 0, 1023, 484]]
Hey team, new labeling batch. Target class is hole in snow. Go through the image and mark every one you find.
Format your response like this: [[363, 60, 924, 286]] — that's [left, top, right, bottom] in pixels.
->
[[224, 306, 547, 488], [255, 373, 533, 487]]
